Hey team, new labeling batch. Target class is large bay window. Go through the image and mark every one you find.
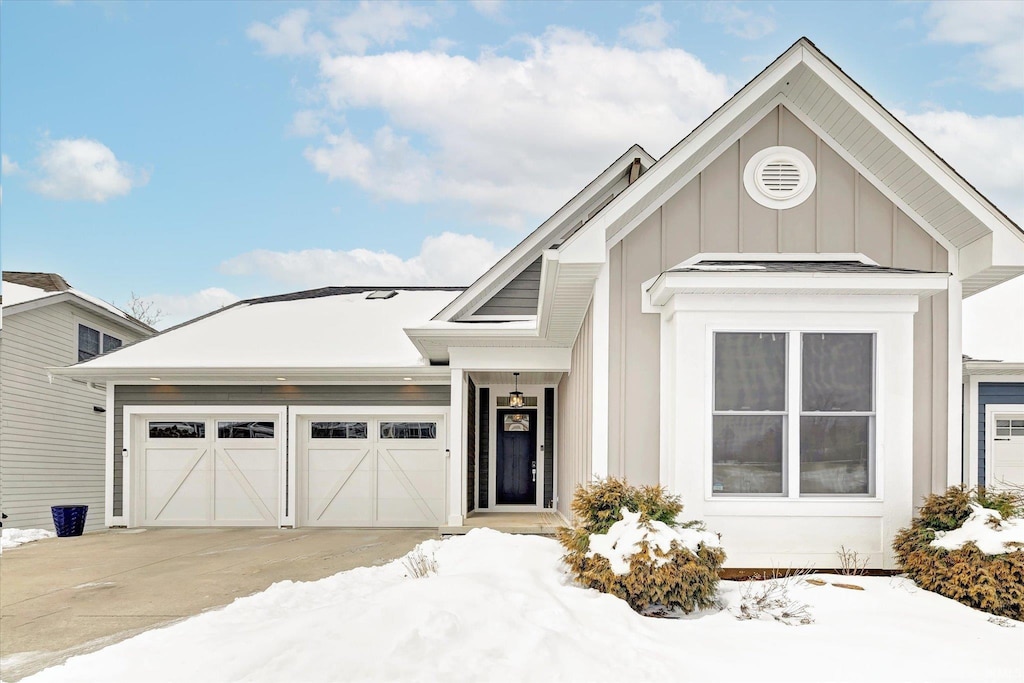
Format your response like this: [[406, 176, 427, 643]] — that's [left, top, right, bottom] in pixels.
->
[[712, 331, 875, 497]]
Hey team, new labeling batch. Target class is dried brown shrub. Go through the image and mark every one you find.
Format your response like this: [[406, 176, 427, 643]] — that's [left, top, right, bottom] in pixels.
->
[[893, 486, 1024, 620], [558, 478, 726, 615]]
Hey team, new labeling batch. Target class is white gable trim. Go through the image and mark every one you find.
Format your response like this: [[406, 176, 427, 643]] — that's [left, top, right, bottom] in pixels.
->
[[433, 144, 656, 322]]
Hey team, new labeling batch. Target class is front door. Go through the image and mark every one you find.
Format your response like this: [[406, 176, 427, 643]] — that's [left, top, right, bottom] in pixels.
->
[[496, 409, 537, 505]]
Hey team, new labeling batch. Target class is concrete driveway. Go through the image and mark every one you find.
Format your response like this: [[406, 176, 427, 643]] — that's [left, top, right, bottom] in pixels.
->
[[0, 527, 436, 682]]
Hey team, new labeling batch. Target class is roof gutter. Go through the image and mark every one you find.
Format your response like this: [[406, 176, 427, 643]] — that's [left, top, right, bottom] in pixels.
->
[[47, 365, 452, 384]]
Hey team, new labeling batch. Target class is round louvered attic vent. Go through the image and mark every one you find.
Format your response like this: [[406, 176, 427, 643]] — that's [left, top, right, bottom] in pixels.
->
[[743, 146, 816, 209]]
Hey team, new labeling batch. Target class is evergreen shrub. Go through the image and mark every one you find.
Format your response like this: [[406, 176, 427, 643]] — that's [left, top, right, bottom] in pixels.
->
[[558, 478, 725, 615], [893, 486, 1024, 620]]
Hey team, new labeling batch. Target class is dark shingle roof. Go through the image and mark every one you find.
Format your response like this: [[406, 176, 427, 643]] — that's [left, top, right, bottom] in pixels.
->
[[670, 261, 947, 275], [2, 271, 71, 291], [244, 285, 466, 306]]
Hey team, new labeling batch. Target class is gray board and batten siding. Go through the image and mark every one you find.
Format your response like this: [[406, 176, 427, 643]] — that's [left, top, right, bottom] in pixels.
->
[[1, 302, 148, 531], [472, 258, 543, 317], [607, 104, 951, 508], [977, 383, 1024, 484], [112, 384, 450, 517]]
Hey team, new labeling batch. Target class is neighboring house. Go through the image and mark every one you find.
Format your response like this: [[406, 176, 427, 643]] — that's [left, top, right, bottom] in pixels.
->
[[0, 272, 154, 531], [962, 358, 1024, 491], [54, 39, 1024, 568]]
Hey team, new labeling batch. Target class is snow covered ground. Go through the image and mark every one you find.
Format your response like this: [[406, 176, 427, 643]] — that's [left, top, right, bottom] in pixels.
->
[[20, 530, 1024, 683], [1, 528, 54, 553]]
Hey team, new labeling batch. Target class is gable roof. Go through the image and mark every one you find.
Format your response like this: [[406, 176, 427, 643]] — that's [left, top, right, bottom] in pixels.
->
[[433, 144, 656, 322], [1, 271, 155, 335], [52, 287, 464, 381], [562, 37, 1023, 297]]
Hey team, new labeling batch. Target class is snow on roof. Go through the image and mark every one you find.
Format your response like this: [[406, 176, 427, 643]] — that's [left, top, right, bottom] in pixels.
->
[[2, 276, 134, 323], [76, 288, 464, 369], [1, 280, 56, 307]]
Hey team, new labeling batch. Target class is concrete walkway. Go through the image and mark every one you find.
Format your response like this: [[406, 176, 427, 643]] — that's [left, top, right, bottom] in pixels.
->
[[0, 527, 436, 682]]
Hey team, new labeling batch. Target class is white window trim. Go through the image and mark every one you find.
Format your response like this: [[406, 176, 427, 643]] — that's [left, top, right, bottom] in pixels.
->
[[656, 291, 917, 568], [709, 329, 878, 500]]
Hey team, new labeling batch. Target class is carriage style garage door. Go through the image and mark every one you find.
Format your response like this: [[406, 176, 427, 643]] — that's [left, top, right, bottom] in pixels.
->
[[298, 414, 446, 527], [135, 413, 281, 526], [991, 414, 1024, 488]]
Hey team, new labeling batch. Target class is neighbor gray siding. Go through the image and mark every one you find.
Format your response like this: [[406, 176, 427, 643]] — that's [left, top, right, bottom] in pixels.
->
[[557, 302, 593, 519], [112, 384, 450, 517], [0, 303, 147, 531], [607, 104, 951, 507], [472, 258, 542, 317], [978, 383, 1024, 484]]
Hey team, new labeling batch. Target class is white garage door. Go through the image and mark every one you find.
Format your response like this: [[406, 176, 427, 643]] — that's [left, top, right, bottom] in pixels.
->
[[136, 414, 281, 526], [299, 415, 445, 527], [991, 415, 1024, 489]]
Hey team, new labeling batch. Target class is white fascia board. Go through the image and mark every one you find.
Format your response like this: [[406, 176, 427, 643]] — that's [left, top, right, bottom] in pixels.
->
[[536, 250, 560, 338], [801, 49, 1022, 243], [647, 272, 949, 306], [3, 292, 153, 336], [48, 365, 452, 384], [962, 362, 1024, 378], [449, 346, 571, 371], [433, 145, 655, 322]]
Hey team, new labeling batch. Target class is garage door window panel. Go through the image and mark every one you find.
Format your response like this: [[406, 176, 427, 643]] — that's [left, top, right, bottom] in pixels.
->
[[148, 421, 206, 439], [217, 421, 275, 439], [311, 421, 368, 439], [380, 422, 437, 439]]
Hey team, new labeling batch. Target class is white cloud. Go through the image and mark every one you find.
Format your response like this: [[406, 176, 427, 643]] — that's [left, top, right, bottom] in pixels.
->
[[288, 109, 333, 138], [1, 153, 20, 175], [219, 232, 505, 288], [247, 3, 432, 57], [145, 287, 241, 329], [30, 138, 147, 202], [300, 27, 728, 229], [963, 278, 1024, 362], [619, 3, 672, 49], [702, 2, 775, 40], [469, 1, 504, 19], [926, 1, 1024, 91], [898, 109, 1024, 224]]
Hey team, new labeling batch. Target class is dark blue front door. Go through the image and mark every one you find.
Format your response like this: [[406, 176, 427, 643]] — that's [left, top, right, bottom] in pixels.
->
[[497, 409, 537, 505]]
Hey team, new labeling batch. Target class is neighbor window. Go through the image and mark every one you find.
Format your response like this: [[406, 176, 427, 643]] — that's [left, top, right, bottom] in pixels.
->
[[78, 324, 122, 362], [712, 331, 875, 497]]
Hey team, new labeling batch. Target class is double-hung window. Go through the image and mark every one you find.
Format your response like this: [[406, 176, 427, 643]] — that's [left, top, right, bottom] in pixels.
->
[[712, 331, 875, 497]]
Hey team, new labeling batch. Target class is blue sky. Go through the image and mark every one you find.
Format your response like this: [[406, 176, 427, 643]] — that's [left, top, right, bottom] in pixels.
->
[[1, 1, 1022, 351]]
